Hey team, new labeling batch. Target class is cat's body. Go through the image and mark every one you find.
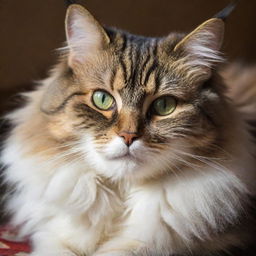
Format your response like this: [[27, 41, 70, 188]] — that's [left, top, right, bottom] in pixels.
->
[[1, 4, 256, 256]]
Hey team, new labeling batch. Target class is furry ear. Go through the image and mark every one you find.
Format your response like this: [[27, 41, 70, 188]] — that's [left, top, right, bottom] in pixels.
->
[[173, 18, 225, 81], [65, 4, 110, 67]]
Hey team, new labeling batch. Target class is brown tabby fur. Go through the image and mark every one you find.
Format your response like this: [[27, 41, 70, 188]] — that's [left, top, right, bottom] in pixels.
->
[[2, 4, 256, 256]]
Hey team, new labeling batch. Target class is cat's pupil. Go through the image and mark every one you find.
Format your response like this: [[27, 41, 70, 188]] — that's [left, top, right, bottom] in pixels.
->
[[153, 96, 176, 116], [102, 94, 106, 104], [163, 99, 167, 110]]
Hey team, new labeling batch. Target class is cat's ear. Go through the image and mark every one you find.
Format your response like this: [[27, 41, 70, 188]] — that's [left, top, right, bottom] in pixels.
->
[[173, 18, 225, 80], [65, 4, 110, 67]]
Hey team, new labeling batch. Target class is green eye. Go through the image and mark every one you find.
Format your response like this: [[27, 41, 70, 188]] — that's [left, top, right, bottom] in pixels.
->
[[92, 90, 114, 110], [153, 96, 176, 116]]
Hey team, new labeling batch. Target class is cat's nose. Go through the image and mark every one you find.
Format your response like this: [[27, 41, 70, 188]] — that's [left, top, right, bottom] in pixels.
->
[[118, 131, 139, 146]]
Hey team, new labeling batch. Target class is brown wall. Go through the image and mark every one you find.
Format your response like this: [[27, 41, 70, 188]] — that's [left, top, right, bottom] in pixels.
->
[[0, 0, 255, 113]]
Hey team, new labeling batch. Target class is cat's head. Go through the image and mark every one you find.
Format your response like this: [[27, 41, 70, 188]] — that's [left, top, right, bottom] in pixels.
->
[[40, 5, 227, 181]]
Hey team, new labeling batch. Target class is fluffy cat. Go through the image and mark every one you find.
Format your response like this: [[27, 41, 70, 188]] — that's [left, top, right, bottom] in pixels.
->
[[1, 3, 256, 256]]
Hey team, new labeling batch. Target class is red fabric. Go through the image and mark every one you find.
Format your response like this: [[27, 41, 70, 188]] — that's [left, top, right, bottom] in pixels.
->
[[0, 226, 31, 256]]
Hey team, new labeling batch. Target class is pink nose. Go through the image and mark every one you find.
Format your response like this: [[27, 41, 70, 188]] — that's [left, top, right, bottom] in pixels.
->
[[118, 131, 139, 146]]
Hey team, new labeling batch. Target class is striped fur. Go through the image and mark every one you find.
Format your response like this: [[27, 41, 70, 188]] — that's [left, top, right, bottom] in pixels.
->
[[1, 4, 256, 256]]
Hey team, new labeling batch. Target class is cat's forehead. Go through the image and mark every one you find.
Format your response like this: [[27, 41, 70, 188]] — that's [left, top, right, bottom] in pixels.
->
[[113, 40, 158, 94], [102, 32, 188, 105], [105, 32, 174, 98]]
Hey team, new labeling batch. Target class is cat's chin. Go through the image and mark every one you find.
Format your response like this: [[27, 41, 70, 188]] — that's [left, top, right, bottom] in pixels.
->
[[105, 153, 135, 161], [87, 151, 140, 180]]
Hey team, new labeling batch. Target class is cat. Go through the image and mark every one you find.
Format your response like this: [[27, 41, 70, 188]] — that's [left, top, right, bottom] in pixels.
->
[[1, 2, 256, 256]]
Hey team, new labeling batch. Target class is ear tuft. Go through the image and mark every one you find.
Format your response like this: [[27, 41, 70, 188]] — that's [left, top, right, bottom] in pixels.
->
[[65, 4, 110, 66], [170, 18, 225, 83], [174, 18, 225, 69]]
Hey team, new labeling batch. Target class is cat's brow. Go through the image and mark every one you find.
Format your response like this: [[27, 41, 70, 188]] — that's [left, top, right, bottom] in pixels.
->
[[41, 91, 86, 115]]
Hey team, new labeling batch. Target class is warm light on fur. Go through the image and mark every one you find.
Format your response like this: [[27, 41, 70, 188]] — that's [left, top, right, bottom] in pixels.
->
[[1, 4, 256, 256]]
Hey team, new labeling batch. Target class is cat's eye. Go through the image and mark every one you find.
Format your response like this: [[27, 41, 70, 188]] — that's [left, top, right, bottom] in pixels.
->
[[152, 96, 176, 116], [92, 90, 114, 111]]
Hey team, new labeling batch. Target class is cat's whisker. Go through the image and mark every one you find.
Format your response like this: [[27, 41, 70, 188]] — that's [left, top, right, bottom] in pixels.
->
[[172, 148, 230, 174], [34, 144, 85, 169], [32, 141, 83, 156], [174, 148, 225, 161]]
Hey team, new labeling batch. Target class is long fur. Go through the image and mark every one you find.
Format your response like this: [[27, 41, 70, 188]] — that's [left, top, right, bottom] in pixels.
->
[[1, 5, 256, 256]]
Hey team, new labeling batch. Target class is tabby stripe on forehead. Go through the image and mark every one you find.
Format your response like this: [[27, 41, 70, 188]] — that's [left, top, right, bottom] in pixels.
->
[[119, 45, 129, 85], [143, 41, 159, 86], [41, 92, 86, 115], [119, 34, 128, 83], [143, 59, 158, 86], [154, 71, 161, 94], [139, 47, 151, 85], [140, 40, 157, 84], [127, 42, 135, 86], [130, 41, 145, 87], [120, 57, 128, 84], [129, 44, 141, 87]]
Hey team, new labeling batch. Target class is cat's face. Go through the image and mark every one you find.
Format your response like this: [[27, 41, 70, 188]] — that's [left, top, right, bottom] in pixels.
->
[[41, 5, 225, 180]]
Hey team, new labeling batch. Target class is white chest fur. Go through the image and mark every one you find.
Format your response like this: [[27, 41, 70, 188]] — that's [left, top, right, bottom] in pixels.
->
[[2, 137, 254, 256]]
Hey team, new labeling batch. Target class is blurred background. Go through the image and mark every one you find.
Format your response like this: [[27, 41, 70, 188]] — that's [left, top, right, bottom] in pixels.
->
[[0, 0, 255, 115]]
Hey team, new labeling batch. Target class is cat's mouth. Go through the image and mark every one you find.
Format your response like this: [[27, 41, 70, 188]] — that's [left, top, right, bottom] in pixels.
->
[[102, 146, 140, 161], [105, 151, 135, 161]]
